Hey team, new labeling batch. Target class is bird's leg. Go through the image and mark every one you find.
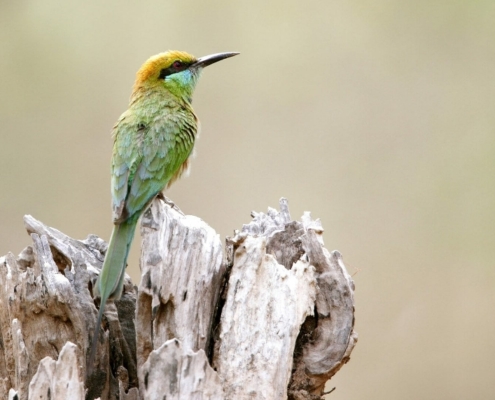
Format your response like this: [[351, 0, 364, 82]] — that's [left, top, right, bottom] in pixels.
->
[[157, 193, 185, 216]]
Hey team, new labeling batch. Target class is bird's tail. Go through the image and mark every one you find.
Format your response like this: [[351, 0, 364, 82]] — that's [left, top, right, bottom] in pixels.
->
[[87, 218, 137, 375]]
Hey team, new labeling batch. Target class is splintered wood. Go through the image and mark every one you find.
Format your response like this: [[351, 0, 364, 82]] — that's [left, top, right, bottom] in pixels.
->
[[136, 200, 226, 370], [0, 198, 356, 400], [0, 217, 137, 400]]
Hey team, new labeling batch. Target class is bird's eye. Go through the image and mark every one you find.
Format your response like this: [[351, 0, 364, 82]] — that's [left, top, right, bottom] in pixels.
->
[[159, 60, 187, 79]]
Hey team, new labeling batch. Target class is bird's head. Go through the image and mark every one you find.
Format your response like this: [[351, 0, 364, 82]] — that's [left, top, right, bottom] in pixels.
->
[[132, 50, 239, 102]]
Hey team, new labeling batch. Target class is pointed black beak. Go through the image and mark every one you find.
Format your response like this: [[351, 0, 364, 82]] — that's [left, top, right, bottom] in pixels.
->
[[191, 52, 240, 69]]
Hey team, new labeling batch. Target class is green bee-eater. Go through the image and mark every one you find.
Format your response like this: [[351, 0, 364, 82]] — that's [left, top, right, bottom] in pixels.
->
[[89, 50, 239, 372]]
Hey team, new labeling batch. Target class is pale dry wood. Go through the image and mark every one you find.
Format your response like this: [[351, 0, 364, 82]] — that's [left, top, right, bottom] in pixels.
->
[[136, 198, 356, 399], [139, 338, 224, 400], [0, 217, 137, 400], [0, 233, 89, 400], [136, 197, 226, 370], [1, 198, 356, 400], [212, 234, 317, 399], [28, 341, 84, 400], [289, 238, 357, 397], [211, 198, 357, 400]]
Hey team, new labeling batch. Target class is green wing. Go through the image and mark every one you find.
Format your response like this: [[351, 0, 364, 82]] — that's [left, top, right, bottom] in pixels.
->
[[111, 105, 197, 223]]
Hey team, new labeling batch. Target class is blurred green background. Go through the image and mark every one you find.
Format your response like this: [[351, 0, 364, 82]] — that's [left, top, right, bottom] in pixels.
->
[[1, 1, 494, 398]]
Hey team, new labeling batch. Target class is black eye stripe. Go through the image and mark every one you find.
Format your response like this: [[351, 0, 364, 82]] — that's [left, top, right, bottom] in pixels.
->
[[158, 67, 173, 79], [158, 60, 190, 79]]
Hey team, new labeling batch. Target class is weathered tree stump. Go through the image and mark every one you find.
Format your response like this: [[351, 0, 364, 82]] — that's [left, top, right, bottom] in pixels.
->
[[0, 198, 357, 399]]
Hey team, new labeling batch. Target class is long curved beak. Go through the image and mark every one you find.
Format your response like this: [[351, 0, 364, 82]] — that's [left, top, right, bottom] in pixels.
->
[[191, 52, 240, 69]]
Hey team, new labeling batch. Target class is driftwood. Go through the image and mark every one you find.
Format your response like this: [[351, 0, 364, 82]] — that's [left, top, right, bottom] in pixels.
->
[[0, 198, 357, 399]]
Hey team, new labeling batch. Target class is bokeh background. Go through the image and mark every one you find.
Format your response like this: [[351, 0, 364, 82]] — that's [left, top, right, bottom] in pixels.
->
[[1, 1, 494, 399]]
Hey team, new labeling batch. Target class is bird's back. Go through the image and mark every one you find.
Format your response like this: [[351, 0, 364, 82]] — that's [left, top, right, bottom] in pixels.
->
[[111, 91, 198, 223]]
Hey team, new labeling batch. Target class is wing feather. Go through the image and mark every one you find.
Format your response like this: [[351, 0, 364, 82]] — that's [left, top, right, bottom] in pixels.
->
[[110, 103, 197, 223]]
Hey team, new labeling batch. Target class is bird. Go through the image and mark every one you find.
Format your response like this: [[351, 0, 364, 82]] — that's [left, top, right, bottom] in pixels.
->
[[88, 50, 239, 374]]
